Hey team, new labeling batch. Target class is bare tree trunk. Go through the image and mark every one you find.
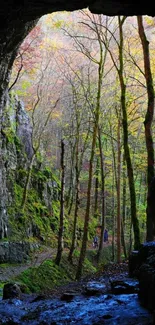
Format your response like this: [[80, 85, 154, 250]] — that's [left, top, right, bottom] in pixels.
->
[[21, 98, 59, 212], [66, 142, 76, 213], [121, 153, 127, 258], [97, 128, 105, 262], [112, 164, 116, 261], [76, 124, 98, 280], [76, 42, 104, 279], [118, 16, 140, 250], [55, 139, 65, 266], [68, 135, 80, 263], [117, 116, 121, 262], [137, 16, 155, 241], [94, 157, 99, 218]]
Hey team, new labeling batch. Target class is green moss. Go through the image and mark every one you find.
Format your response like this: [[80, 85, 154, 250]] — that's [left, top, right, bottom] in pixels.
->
[[2, 127, 15, 143], [14, 252, 97, 294], [0, 282, 6, 296], [15, 259, 70, 293], [8, 181, 59, 241]]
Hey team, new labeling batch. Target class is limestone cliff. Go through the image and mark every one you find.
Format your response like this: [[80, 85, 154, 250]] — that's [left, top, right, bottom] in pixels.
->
[[0, 93, 59, 241]]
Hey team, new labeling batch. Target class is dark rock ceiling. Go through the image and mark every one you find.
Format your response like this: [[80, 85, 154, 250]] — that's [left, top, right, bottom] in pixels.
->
[[0, 0, 154, 93], [1, 0, 155, 27]]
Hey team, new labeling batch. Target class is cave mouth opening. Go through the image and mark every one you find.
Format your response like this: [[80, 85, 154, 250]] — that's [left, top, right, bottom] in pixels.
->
[[1, 7, 154, 246]]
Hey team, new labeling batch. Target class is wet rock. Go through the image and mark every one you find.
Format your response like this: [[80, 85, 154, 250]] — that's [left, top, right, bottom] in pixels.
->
[[31, 294, 46, 303], [138, 263, 155, 311], [129, 242, 155, 277], [39, 321, 57, 325], [128, 250, 139, 277], [110, 279, 139, 294], [0, 321, 20, 325], [60, 291, 78, 302], [102, 314, 113, 319], [83, 281, 106, 296], [129, 242, 155, 310], [3, 283, 22, 300], [0, 264, 153, 325]]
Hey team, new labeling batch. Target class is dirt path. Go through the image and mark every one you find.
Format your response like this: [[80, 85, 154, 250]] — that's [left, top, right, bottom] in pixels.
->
[[0, 246, 57, 282]]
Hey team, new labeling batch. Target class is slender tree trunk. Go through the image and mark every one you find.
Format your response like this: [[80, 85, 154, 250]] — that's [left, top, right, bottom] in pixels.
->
[[112, 165, 115, 261], [97, 128, 105, 262], [68, 176, 80, 263], [21, 98, 59, 212], [117, 116, 121, 262], [118, 16, 140, 250], [68, 134, 80, 263], [121, 153, 127, 258], [137, 16, 155, 241], [68, 194, 74, 216], [75, 124, 98, 279], [94, 157, 99, 218], [55, 139, 65, 265], [76, 41, 104, 279], [66, 142, 76, 214]]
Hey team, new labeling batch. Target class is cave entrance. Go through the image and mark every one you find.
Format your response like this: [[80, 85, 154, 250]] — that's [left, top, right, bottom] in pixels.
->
[[4, 10, 154, 250]]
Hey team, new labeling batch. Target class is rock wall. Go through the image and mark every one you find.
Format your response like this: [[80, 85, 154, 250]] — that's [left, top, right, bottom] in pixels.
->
[[129, 242, 155, 311], [0, 92, 58, 243], [0, 93, 32, 239]]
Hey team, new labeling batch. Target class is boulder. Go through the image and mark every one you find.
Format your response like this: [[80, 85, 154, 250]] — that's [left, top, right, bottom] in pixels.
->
[[129, 242, 155, 310], [83, 281, 106, 296], [128, 250, 139, 277], [61, 292, 78, 302], [110, 279, 139, 294], [138, 263, 155, 311], [129, 242, 155, 277], [3, 283, 22, 300]]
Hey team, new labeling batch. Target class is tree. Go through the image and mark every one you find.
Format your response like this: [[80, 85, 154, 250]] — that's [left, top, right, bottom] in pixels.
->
[[100, 16, 141, 250], [137, 16, 155, 241], [75, 12, 107, 279], [55, 139, 65, 265], [20, 70, 60, 211], [96, 127, 106, 262]]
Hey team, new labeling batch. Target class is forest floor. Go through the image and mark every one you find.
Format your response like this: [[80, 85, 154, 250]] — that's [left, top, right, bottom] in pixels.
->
[[0, 242, 110, 283], [0, 245, 153, 325], [0, 251, 153, 325], [0, 243, 129, 298]]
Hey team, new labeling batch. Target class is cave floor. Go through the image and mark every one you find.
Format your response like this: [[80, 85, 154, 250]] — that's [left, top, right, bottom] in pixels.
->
[[0, 261, 153, 325]]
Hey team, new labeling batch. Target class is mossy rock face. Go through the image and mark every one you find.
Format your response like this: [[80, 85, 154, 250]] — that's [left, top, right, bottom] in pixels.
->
[[0, 241, 31, 263]]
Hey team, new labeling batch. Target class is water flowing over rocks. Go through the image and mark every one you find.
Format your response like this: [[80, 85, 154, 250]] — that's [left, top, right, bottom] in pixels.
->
[[0, 263, 153, 325]]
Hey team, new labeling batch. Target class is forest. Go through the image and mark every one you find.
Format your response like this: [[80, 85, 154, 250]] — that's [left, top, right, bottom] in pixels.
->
[[7, 11, 155, 280]]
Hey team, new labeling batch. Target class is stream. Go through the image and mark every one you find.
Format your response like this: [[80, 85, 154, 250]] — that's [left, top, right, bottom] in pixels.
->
[[0, 271, 153, 325]]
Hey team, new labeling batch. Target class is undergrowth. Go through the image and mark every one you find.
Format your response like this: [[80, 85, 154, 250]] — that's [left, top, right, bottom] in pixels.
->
[[13, 251, 97, 294], [0, 245, 115, 295]]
